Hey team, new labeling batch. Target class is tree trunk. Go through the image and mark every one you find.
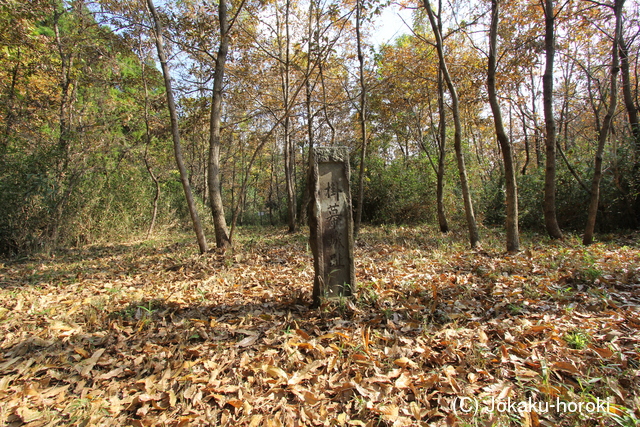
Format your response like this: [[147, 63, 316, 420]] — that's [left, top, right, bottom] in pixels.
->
[[299, 0, 320, 225], [583, 0, 623, 245], [1, 59, 20, 157], [542, 0, 563, 239], [619, 33, 640, 151], [147, 0, 208, 254], [619, 31, 640, 226], [208, 0, 232, 249], [284, 120, 297, 232], [280, 0, 297, 233], [53, 9, 72, 171], [140, 51, 160, 239], [354, 0, 367, 236], [424, 0, 479, 248], [144, 144, 160, 239], [520, 108, 530, 175], [435, 7, 449, 233], [529, 69, 542, 168], [488, 0, 519, 253]]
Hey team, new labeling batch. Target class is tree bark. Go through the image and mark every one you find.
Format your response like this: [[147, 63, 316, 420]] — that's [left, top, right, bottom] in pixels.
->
[[281, 0, 297, 233], [1, 59, 20, 157], [354, 0, 367, 236], [435, 4, 449, 233], [139, 48, 160, 239], [488, 0, 519, 253], [208, 0, 232, 249], [424, 0, 479, 248], [619, 33, 640, 151], [529, 69, 542, 168], [299, 0, 319, 225], [147, 0, 208, 254], [542, 0, 563, 239], [519, 107, 530, 175], [619, 31, 640, 225], [143, 143, 160, 239], [583, 0, 623, 245]]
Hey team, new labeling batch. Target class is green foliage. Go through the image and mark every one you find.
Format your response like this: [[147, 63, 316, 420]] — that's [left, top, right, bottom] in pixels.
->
[[0, 154, 54, 254], [360, 155, 436, 225], [0, 3, 174, 254], [564, 329, 591, 350], [481, 157, 637, 232]]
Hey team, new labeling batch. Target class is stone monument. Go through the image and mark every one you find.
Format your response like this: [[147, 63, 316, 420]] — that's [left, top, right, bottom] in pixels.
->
[[308, 146, 355, 305]]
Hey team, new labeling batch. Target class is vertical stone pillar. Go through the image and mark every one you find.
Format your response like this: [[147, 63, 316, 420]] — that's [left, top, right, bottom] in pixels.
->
[[308, 147, 355, 305]]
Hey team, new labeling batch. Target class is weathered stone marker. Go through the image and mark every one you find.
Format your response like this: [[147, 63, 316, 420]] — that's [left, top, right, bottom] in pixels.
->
[[308, 147, 355, 305]]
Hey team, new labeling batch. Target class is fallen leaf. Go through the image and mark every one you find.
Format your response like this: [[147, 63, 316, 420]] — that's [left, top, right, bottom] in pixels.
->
[[264, 365, 288, 382], [236, 334, 259, 347], [552, 361, 580, 375], [79, 348, 106, 377], [394, 357, 417, 369]]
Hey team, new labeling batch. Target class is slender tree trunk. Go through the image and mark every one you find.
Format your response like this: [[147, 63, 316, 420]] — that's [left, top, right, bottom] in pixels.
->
[[147, 0, 208, 253], [619, 34, 640, 150], [529, 70, 542, 168], [300, 0, 317, 225], [583, 0, 623, 245], [424, 0, 479, 248], [542, 0, 563, 239], [354, 0, 367, 235], [143, 144, 160, 238], [284, 121, 297, 232], [520, 108, 530, 175], [53, 9, 72, 169], [488, 0, 519, 253], [1, 59, 20, 156], [435, 4, 449, 233], [279, 0, 297, 233], [140, 50, 160, 239], [320, 60, 336, 145], [619, 32, 640, 225], [208, 0, 232, 248], [300, 81, 314, 225]]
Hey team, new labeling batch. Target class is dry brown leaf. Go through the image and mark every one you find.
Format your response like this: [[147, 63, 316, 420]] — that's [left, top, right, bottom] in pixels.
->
[[237, 334, 259, 347], [409, 401, 421, 421], [74, 347, 89, 359], [226, 399, 243, 408], [96, 367, 124, 381], [551, 361, 580, 375], [79, 348, 105, 377], [296, 329, 311, 340], [264, 365, 289, 382], [249, 415, 264, 427], [394, 357, 417, 369], [301, 390, 321, 405], [395, 372, 412, 389], [590, 345, 614, 359], [16, 406, 42, 423]]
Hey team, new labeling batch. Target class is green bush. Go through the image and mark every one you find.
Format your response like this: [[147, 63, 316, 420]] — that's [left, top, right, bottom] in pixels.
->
[[359, 155, 436, 225], [481, 157, 637, 233]]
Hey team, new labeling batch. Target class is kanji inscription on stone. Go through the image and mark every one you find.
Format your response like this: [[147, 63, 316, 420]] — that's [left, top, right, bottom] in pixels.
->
[[308, 147, 355, 305]]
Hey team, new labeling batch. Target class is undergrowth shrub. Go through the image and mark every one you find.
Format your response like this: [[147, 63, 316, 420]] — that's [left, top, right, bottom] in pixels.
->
[[360, 155, 436, 225], [481, 158, 637, 232]]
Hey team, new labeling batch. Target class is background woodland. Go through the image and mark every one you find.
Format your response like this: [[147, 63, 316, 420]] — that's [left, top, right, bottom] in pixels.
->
[[1, 0, 639, 254]]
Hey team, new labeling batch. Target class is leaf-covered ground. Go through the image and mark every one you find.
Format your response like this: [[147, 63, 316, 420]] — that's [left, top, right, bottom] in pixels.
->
[[1, 226, 639, 427]]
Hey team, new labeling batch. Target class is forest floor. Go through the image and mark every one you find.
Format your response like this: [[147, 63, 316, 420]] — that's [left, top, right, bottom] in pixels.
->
[[0, 226, 639, 427]]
